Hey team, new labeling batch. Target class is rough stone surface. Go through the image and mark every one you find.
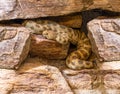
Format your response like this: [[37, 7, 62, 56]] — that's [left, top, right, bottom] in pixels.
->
[[34, 58, 120, 94], [11, 58, 73, 94], [99, 61, 120, 70], [0, 26, 31, 69], [0, 58, 120, 94], [62, 69, 99, 93], [0, 0, 120, 20], [51, 15, 82, 28], [103, 70, 120, 89], [30, 34, 69, 59], [0, 69, 16, 94], [87, 18, 120, 62], [0, 0, 16, 17], [62, 69, 120, 94]]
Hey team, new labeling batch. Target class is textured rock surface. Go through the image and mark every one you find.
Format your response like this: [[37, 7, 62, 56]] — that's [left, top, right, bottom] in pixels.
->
[[87, 18, 120, 62], [31, 58, 120, 94], [99, 61, 120, 70], [103, 70, 120, 89], [62, 69, 98, 89], [30, 34, 69, 59], [0, 0, 120, 20], [0, 57, 120, 94], [0, 0, 16, 17], [62, 68, 120, 94], [0, 69, 16, 94], [11, 58, 73, 94], [51, 15, 82, 28], [0, 26, 30, 69]]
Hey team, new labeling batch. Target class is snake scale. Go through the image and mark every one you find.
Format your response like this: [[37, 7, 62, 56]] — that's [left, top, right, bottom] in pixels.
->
[[23, 20, 94, 69]]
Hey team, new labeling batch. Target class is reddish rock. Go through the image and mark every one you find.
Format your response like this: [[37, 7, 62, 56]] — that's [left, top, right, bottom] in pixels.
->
[[87, 18, 120, 62], [0, 26, 31, 69], [30, 34, 69, 59]]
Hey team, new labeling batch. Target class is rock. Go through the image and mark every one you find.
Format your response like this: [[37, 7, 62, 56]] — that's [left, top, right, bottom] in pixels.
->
[[0, 69, 16, 94], [99, 61, 120, 70], [51, 15, 82, 28], [103, 70, 120, 89], [62, 68, 120, 94], [0, 58, 73, 94], [74, 89, 120, 94], [0, 0, 120, 20], [87, 18, 120, 62], [62, 69, 99, 92], [11, 57, 73, 94], [0, 57, 120, 94], [0, 26, 31, 69], [99, 61, 120, 90], [0, 0, 16, 17], [30, 34, 69, 59]]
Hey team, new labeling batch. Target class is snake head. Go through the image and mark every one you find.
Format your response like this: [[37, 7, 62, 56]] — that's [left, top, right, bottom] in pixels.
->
[[23, 20, 36, 29], [23, 20, 44, 34]]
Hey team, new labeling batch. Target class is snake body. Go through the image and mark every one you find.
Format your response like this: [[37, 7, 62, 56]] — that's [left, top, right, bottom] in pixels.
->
[[23, 20, 94, 69]]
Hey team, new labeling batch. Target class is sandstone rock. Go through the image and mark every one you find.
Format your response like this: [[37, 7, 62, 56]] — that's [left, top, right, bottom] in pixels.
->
[[51, 15, 82, 28], [0, 26, 31, 69], [74, 89, 120, 94], [99, 61, 120, 90], [62, 68, 120, 94], [0, 69, 16, 94], [10, 57, 73, 94], [87, 18, 120, 62], [0, 58, 73, 94], [27, 57, 120, 94], [99, 61, 120, 70], [74, 90, 102, 94], [0, 57, 120, 94], [0, 0, 120, 20], [103, 70, 120, 89], [62, 69, 99, 91], [30, 34, 69, 59], [105, 90, 120, 94]]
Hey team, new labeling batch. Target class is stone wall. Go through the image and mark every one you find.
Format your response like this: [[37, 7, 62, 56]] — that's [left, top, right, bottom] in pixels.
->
[[0, 0, 120, 20], [0, 0, 120, 94]]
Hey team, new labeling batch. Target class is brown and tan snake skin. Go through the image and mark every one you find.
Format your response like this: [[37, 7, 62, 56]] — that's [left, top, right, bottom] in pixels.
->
[[23, 20, 94, 69]]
